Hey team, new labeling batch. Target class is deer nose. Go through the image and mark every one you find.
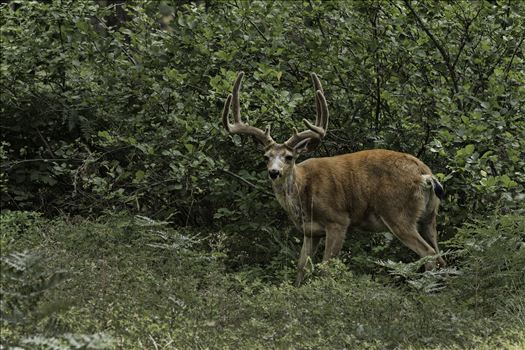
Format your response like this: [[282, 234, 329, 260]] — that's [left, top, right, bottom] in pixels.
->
[[269, 170, 280, 180]]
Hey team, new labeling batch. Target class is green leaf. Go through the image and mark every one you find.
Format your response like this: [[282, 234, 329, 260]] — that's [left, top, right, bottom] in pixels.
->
[[134, 170, 145, 181]]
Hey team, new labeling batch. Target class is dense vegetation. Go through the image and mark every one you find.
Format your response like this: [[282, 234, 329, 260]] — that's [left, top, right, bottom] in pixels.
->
[[1, 212, 524, 349], [1, 0, 524, 348]]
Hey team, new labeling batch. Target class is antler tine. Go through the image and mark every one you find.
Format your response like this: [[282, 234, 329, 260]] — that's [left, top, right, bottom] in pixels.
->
[[284, 73, 328, 150], [232, 71, 244, 123], [222, 72, 274, 146], [316, 89, 329, 131], [311, 72, 324, 94], [221, 94, 233, 131], [311, 73, 324, 126]]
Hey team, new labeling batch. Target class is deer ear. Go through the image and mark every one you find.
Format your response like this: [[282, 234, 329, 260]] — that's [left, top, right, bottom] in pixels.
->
[[293, 138, 311, 154]]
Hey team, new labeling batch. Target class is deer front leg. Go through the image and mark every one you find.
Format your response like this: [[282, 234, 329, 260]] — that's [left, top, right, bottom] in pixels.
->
[[295, 235, 321, 287], [322, 222, 349, 261]]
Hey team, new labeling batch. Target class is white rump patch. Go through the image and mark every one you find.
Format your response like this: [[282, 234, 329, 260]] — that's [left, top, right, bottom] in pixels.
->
[[421, 174, 433, 189]]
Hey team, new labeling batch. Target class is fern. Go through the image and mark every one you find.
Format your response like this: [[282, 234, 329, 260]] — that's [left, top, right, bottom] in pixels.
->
[[0, 251, 69, 326], [22, 333, 113, 350], [377, 255, 459, 293], [1, 250, 114, 348]]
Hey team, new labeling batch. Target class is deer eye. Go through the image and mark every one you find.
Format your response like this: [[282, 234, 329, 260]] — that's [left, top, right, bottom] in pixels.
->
[[263, 155, 270, 162], [285, 155, 294, 162]]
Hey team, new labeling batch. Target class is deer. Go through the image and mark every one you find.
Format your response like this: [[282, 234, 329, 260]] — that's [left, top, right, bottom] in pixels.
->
[[221, 71, 446, 286]]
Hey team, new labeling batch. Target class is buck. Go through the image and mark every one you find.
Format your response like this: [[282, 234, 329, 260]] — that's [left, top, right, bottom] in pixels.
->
[[221, 72, 446, 286]]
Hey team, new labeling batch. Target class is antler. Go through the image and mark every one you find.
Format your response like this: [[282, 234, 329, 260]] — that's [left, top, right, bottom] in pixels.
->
[[284, 73, 329, 150], [222, 72, 275, 147]]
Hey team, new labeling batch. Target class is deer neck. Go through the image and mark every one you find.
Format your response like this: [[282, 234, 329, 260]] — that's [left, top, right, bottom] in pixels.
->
[[271, 166, 303, 224]]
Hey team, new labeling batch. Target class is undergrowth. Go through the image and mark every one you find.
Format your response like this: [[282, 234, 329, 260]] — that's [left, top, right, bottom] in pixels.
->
[[1, 211, 524, 349]]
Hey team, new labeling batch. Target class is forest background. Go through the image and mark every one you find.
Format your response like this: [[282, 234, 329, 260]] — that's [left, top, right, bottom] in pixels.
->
[[1, 0, 524, 349]]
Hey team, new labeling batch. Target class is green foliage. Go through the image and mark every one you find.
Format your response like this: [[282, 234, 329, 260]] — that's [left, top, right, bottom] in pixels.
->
[[1, 2, 523, 347], [0, 211, 113, 349], [377, 256, 457, 293], [1, 1, 523, 232], [1, 251, 68, 327], [0, 210, 42, 251], [21, 333, 113, 350], [1, 212, 524, 349], [447, 214, 525, 318]]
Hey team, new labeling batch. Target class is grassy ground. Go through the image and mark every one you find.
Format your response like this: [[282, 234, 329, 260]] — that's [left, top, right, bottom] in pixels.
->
[[1, 212, 524, 349]]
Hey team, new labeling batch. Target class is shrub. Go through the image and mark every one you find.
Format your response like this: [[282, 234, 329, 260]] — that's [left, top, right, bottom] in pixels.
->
[[1, 1, 523, 237]]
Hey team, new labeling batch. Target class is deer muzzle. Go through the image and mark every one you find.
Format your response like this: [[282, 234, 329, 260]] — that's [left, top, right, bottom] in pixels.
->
[[268, 169, 281, 180]]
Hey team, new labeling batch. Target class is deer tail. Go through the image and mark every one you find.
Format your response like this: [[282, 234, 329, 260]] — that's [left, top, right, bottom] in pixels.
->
[[421, 174, 445, 201]]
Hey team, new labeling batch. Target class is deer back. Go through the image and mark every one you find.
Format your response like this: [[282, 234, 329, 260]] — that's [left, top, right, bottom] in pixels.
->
[[294, 149, 434, 232]]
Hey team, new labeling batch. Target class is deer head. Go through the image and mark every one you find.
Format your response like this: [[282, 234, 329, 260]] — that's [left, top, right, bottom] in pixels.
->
[[221, 72, 328, 181]]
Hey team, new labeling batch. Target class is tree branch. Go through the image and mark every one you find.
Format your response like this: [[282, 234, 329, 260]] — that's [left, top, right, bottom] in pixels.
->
[[219, 168, 274, 197], [1, 158, 84, 170], [94, 15, 137, 66], [504, 32, 525, 81], [34, 127, 56, 159], [403, 0, 459, 95], [246, 17, 269, 42], [452, 3, 483, 71]]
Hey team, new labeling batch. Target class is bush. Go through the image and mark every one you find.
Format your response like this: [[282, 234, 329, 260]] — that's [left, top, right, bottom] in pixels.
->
[[1, 1, 523, 238], [448, 214, 525, 320]]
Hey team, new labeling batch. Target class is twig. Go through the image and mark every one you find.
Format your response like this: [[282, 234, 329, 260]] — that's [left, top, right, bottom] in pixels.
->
[[504, 33, 525, 81], [416, 121, 432, 158], [1, 158, 84, 170], [371, 9, 382, 132], [314, 6, 350, 92], [94, 15, 137, 66], [452, 3, 483, 70], [34, 127, 56, 158], [185, 83, 208, 95], [404, 0, 459, 95], [148, 334, 159, 350], [1, 191, 22, 211], [129, 178, 180, 195], [246, 17, 269, 42], [219, 168, 274, 197], [185, 195, 195, 227]]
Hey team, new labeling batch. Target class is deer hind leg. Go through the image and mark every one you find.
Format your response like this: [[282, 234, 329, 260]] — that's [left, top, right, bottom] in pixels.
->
[[295, 235, 321, 287], [380, 216, 440, 270], [418, 211, 446, 268]]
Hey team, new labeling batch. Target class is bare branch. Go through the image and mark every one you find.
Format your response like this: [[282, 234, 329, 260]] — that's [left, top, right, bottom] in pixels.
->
[[504, 32, 525, 81], [94, 16, 137, 66], [1, 158, 84, 170], [403, 0, 459, 95], [34, 127, 56, 158], [218, 168, 273, 197], [452, 2, 484, 70]]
